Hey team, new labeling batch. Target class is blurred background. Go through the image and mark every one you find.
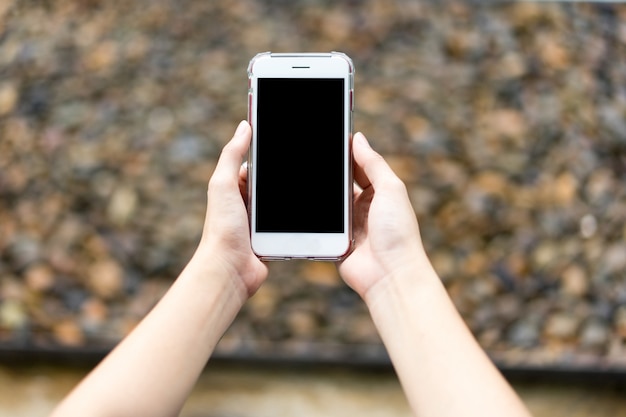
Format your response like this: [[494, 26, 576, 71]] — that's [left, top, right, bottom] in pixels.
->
[[1, 0, 626, 415]]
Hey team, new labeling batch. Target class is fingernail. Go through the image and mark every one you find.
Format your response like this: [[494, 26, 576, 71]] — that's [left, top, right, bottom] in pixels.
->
[[355, 132, 370, 147], [235, 120, 248, 136]]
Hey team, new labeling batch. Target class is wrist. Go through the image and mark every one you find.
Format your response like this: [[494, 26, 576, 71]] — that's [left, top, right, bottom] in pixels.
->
[[183, 247, 250, 309], [363, 258, 442, 320]]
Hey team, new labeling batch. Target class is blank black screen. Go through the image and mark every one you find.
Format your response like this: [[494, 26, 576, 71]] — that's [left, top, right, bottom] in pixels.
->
[[255, 78, 344, 233]]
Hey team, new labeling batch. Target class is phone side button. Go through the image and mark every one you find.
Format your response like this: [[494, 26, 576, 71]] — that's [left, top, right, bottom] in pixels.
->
[[349, 89, 354, 111]]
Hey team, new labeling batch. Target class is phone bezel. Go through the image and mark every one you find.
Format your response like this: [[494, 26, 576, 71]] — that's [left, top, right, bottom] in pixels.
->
[[247, 52, 354, 260]]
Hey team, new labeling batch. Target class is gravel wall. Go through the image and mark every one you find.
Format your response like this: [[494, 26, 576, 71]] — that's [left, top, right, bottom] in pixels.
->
[[1, 0, 625, 369]]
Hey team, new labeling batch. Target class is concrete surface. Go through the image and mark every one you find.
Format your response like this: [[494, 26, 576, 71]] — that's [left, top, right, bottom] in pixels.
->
[[1, 363, 626, 417]]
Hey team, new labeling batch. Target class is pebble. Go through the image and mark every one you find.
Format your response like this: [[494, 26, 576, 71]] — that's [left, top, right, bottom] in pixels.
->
[[532, 241, 559, 270], [286, 310, 318, 339], [107, 186, 139, 226], [147, 107, 175, 134], [601, 244, 626, 275], [585, 168, 614, 203], [480, 109, 528, 143], [539, 37, 571, 71], [560, 264, 589, 297], [7, 236, 42, 269], [544, 313, 580, 341], [53, 319, 85, 347], [24, 263, 55, 292], [579, 214, 598, 239], [247, 284, 279, 320], [87, 259, 124, 299], [408, 185, 438, 217], [384, 155, 420, 184], [429, 250, 457, 282], [77, 297, 110, 334], [579, 320, 609, 351], [81, 41, 118, 72], [613, 306, 626, 339], [507, 318, 540, 348], [0, 82, 19, 115], [0, 300, 28, 329], [81, 298, 109, 325], [301, 262, 341, 287], [495, 294, 523, 323]]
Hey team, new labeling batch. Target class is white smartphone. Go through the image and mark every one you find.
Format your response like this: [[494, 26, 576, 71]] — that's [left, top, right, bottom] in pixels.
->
[[247, 52, 354, 260]]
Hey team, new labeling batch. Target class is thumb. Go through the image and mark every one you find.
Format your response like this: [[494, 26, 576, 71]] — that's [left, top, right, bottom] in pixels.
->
[[352, 132, 398, 190]]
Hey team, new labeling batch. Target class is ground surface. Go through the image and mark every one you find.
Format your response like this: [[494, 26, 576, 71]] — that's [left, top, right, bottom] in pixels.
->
[[1, 363, 626, 417]]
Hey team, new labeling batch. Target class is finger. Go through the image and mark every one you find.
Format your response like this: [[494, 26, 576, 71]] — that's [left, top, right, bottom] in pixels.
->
[[352, 133, 371, 189], [238, 162, 248, 200], [352, 132, 398, 190], [213, 121, 251, 181]]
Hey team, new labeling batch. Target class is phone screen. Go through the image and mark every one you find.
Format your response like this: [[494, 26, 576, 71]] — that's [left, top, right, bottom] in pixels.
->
[[255, 78, 345, 233]]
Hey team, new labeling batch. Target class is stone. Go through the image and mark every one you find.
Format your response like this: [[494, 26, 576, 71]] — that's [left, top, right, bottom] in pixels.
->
[[81, 297, 108, 324], [286, 310, 318, 339], [601, 244, 626, 275], [472, 171, 509, 198], [495, 294, 523, 323], [81, 41, 118, 72], [481, 109, 527, 142], [0, 82, 18, 116], [430, 250, 456, 282], [408, 185, 438, 216], [383, 155, 420, 184], [579, 214, 598, 239], [87, 259, 124, 299], [532, 241, 559, 270], [580, 320, 609, 350], [585, 168, 614, 203], [53, 319, 85, 347], [560, 264, 589, 297], [552, 172, 578, 206], [403, 115, 432, 145], [147, 107, 174, 133], [301, 262, 341, 287], [507, 318, 540, 348], [495, 52, 526, 80], [24, 263, 55, 292], [107, 186, 139, 226], [614, 306, 626, 338], [7, 236, 41, 269], [544, 313, 580, 341], [345, 313, 379, 343], [0, 299, 27, 329], [247, 284, 279, 320], [539, 38, 571, 70]]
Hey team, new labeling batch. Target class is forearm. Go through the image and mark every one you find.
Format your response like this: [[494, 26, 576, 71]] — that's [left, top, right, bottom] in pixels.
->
[[50, 255, 246, 417], [366, 263, 531, 417]]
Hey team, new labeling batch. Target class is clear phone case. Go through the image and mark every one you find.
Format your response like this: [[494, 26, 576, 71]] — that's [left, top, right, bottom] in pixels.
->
[[246, 52, 354, 261]]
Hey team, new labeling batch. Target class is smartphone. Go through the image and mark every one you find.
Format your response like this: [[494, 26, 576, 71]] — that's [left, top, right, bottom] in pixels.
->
[[247, 52, 354, 260]]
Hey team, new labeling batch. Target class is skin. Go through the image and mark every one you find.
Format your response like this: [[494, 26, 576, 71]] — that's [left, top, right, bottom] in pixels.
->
[[50, 121, 532, 417], [342, 133, 531, 417]]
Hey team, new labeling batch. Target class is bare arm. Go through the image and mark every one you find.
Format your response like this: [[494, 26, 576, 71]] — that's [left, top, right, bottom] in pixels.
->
[[367, 266, 530, 417], [50, 121, 267, 417], [339, 133, 532, 417]]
